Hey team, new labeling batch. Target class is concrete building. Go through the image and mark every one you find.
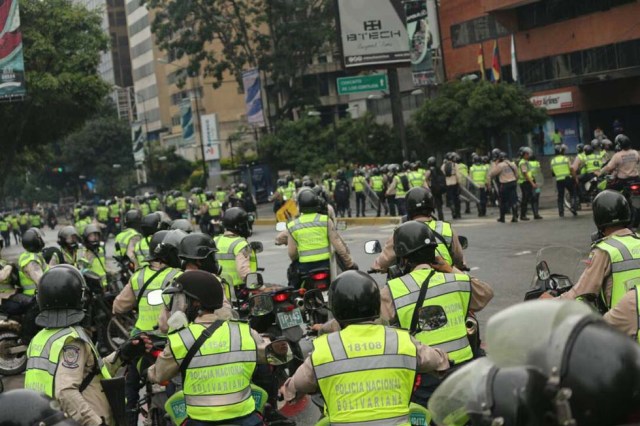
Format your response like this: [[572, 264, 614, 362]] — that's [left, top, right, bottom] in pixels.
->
[[439, 0, 640, 154]]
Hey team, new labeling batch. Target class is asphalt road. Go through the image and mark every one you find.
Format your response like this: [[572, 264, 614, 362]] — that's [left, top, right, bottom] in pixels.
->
[[0, 204, 595, 425]]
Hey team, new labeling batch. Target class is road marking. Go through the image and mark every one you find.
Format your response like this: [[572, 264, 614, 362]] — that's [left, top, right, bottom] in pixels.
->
[[514, 250, 532, 256], [470, 266, 480, 271], [380, 225, 397, 231]]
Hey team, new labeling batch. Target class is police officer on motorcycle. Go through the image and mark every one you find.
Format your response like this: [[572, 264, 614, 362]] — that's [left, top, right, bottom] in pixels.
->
[[114, 209, 142, 262], [597, 134, 640, 191], [49, 226, 81, 267], [214, 207, 257, 291], [18, 228, 48, 296]]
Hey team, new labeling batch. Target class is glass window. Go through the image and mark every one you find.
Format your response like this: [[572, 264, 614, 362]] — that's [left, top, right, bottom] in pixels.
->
[[450, 15, 508, 48], [518, 0, 635, 31]]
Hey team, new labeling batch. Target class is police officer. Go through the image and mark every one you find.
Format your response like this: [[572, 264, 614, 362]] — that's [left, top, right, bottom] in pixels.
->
[[542, 190, 640, 311], [95, 200, 109, 240], [281, 270, 450, 419], [441, 154, 461, 219], [572, 143, 600, 193], [77, 225, 109, 287], [384, 165, 398, 217], [409, 162, 426, 188], [551, 144, 578, 217], [148, 192, 161, 212], [517, 147, 537, 221], [489, 151, 519, 223], [0, 214, 10, 247], [214, 207, 256, 290], [18, 227, 48, 295], [469, 155, 489, 217], [137, 195, 151, 216], [394, 161, 411, 216], [49, 226, 81, 267], [107, 198, 121, 237], [75, 208, 93, 237], [25, 265, 150, 426], [603, 284, 640, 341], [133, 212, 168, 270], [30, 210, 43, 229], [424, 157, 446, 220], [321, 172, 335, 204], [113, 230, 182, 425], [174, 191, 188, 219], [529, 152, 543, 219], [202, 191, 222, 233], [597, 134, 640, 190], [381, 221, 493, 405], [288, 189, 356, 286], [368, 167, 387, 217], [148, 270, 271, 426], [114, 209, 142, 262], [373, 187, 466, 271], [352, 169, 367, 217], [9, 213, 20, 244]]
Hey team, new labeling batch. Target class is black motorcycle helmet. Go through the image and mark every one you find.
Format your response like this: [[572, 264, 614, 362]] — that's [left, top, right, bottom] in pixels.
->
[[222, 207, 251, 238], [82, 224, 101, 250], [592, 190, 631, 230], [156, 229, 187, 268], [297, 188, 320, 214], [322, 172, 330, 180], [163, 270, 224, 313], [576, 143, 584, 153], [336, 169, 345, 180], [393, 220, 439, 265], [329, 271, 380, 327], [0, 389, 81, 426], [554, 144, 566, 155], [148, 230, 169, 262], [406, 187, 435, 219], [22, 228, 45, 253], [583, 144, 594, 155], [178, 232, 220, 274], [402, 160, 411, 171], [293, 178, 302, 189], [426, 156, 437, 168], [616, 134, 632, 150], [372, 167, 380, 176], [170, 218, 193, 233], [57, 226, 80, 250], [141, 212, 162, 237], [124, 209, 142, 230], [498, 151, 508, 161], [35, 265, 86, 328]]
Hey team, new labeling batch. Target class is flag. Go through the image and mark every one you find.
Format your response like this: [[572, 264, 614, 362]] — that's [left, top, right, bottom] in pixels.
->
[[511, 34, 518, 82], [491, 40, 501, 83], [477, 44, 486, 81]]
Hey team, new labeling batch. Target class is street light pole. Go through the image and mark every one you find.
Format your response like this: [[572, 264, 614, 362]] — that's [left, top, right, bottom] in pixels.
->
[[190, 73, 208, 188]]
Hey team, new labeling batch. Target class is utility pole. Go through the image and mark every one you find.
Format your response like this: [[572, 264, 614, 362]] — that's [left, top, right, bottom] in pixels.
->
[[388, 67, 408, 161]]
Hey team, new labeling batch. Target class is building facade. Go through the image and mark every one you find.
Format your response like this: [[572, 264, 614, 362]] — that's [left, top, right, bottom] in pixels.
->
[[440, 0, 640, 154]]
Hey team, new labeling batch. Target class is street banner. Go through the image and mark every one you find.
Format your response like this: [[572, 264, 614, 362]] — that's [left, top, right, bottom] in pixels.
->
[[201, 113, 221, 161], [180, 98, 195, 144], [0, 0, 26, 100], [336, 0, 410, 68], [131, 122, 146, 164], [242, 69, 265, 127], [404, 0, 436, 86]]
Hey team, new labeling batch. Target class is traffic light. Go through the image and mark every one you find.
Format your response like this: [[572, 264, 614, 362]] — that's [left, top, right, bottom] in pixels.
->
[[50, 166, 64, 173]]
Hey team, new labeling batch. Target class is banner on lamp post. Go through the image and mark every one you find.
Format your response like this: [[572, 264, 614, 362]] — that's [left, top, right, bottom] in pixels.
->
[[0, 0, 26, 100], [201, 113, 221, 161], [242, 69, 265, 127], [131, 121, 146, 164], [180, 99, 195, 144]]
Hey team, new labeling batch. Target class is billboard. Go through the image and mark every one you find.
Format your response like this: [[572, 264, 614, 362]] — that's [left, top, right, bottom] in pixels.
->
[[405, 0, 438, 86], [201, 113, 221, 161], [180, 98, 195, 144], [0, 0, 26, 99], [336, 0, 410, 68], [242, 69, 265, 127], [131, 122, 146, 164]]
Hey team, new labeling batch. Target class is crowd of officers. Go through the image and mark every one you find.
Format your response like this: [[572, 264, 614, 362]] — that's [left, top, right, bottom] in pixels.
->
[[0, 209, 46, 248]]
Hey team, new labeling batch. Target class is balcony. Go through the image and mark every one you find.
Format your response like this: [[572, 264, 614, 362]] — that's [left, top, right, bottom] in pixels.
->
[[482, 0, 540, 13]]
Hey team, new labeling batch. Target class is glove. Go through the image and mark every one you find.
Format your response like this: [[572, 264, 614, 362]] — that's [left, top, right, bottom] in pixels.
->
[[116, 335, 147, 363]]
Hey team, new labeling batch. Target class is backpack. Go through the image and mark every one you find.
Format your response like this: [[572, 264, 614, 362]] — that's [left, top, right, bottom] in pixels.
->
[[334, 180, 350, 202], [444, 162, 453, 177], [430, 167, 447, 194]]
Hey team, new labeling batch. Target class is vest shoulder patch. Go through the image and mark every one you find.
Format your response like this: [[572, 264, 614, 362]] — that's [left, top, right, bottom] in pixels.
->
[[61, 344, 81, 369]]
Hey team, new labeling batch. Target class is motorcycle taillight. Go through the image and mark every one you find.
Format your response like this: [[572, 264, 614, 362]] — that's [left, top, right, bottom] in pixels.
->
[[273, 293, 288, 303], [316, 283, 328, 290], [631, 185, 640, 192], [311, 272, 329, 281], [151, 349, 163, 358]]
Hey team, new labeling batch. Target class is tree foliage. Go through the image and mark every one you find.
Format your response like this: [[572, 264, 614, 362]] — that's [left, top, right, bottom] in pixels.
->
[[0, 0, 110, 189], [412, 81, 548, 152], [148, 146, 196, 192], [145, 0, 334, 119]]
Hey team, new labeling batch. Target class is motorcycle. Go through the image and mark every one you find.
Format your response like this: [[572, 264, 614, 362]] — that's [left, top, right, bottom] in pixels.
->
[[135, 333, 171, 426], [0, 294, 39, 375]]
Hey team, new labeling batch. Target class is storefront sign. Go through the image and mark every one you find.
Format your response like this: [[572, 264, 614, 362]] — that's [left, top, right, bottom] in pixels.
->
[[530, 92, 574, 111]]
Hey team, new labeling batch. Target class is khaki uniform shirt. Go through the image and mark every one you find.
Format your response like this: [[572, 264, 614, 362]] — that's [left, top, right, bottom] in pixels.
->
[[23, 259, 44, 286], [558, 228, 635, 304], [287, 218, 354, 268], [379, 264, 494, 324], [600, 149, 640, 179], [385, 175, 398, 196], [281, 321, 450, 402], [441, 162, 459, 186], [56, 340, 121, 425], [128, 235, 143, 270], [603, 288, 638, 338], [371, 215, 465, 271], [148, 312, 268, 384], [489, 161, 518, 183]]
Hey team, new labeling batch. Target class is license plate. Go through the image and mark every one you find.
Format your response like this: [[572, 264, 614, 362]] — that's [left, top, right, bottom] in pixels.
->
[[277, 309, 304, 329]]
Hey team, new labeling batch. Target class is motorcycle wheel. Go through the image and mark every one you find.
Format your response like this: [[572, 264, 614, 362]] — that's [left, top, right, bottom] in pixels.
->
[[0, 332, 27, 376], [103, 314, 135, 352]]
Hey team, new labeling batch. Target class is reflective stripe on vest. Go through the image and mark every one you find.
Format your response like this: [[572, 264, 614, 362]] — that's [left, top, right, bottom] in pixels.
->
[[19, 252, 47, 295], [585, 154, 601, 173], [311, 324, 416, 425], [353, 176, 365, 192], [395, 175, 407, 197], [25, 326, 111, 397], [595, 235, 640, 308], [214, 235, 249, 287], [215, 191, 226, 203], [115, 228, 139, 257], [469, 165, 488, 186], [370, 176, 384, 192], [0, 221, 8, 232], [135, 238, 150, 268], [167, 321, 257, 421], [208, 200, 222, 217], [96, 206, 109, 222], [132, 267, 181, 332], [388, 270, 473, 364], [109, 204, 120, 218], [287, 214, 330, 263], [175, 197, 188, 212], [529, 161, 541, 182], [424, 220, 454, 267], [517, 159, 529, 184], [551, 156, 571, 180], [636, 286, 640, 344]]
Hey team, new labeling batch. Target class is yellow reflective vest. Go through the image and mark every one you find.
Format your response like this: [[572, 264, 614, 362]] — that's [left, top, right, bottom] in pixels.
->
[[287, 214, 330, 264], [551, 155, 571, 180], [595, 234, 640, 309], [214, 235, 256, 287], [19, 252, 47, 295], [469, 164, 489, 187], [130, 266, 182, 332], [422, 219, 454, 266], [114, 228, 140, 257], [134, 237, 150, 269]]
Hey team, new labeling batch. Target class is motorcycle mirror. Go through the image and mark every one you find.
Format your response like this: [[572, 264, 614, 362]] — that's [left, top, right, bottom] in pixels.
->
[[458, 236, 468, 250], [364, 240, 382, 254], [245, 272, 264, 290], [303, 288, 328, 311], [265, 339, 293, 366], [417, 305, 448, 332], [536, 261, 551, 281], [275, 222, 287, 232], [147, 289, 164, 306], [248, 294, 274, 317], [249, 241, 264, 254]]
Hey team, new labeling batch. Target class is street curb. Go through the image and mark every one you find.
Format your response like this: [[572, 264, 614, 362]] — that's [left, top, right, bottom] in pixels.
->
[[254, 217, 403, 226]]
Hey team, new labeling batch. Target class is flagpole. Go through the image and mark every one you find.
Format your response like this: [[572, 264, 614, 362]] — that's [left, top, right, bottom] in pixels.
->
[[511, 34, 519, 83]]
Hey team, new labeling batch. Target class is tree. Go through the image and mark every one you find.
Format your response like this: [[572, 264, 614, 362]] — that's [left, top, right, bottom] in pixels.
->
[[145, 0, 334, 119], [148, 146, 196, 192], [0, 0, 110, 190], [413, 81, 548, 153]]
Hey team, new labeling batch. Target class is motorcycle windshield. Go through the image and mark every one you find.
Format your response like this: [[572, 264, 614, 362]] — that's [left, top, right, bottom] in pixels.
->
[[531, 246, 586, 287], [428, 358, 495, 426], [485, 300, 595, 368]]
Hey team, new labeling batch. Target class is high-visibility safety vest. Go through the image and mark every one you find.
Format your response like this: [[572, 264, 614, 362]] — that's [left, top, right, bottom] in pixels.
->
[[597, 150, 608, 163], [165, 195, 175, 208], [208, 200, 222, 217], [18, 214, 29, 225], [636, 285, 640, 344], [577, 153, 587, 175], [134, 237, 150, 268], [517, 159, 530, 184], [457, 163, 468, 177], [311, 324, 417, 425], [322, 179, 335, 194], [283, 186, 295, 200], [115, 228, 140, 257], [287, 214, 330, 264], [0, 259, 13, 293], [529, 160, 542, 184], [551, 155, 571, 180], [52, 248, 77, 267], [168, 321, 257, 422], [408, 171, 424, 188], [75, 218, 89, 237], [370, 175, 384, 192], [9, 217, 18, 229], [139, 203, 151, 216], [96, 206, 109, 222], [353, 176, 366, 192], [584, 154, 601, 173], [19, 252, 47, 295], [0, 220, 8, 232], [422, 219, 454, 266], [131, 266, 181, 332], [395, 174, 407, 198], [25, 325, 111, 397], [149, 198, 161, 212], [388, 269, 473, 364], [215, 191, 227, 203], [595, 234, 640, 309], [79, 248, 108, 286], [175, 197, 188, 212], [469, 165, 489, 187], [73, 208, 81, 222], [214, 235, 256, 287], [30, 215, 42, 227], [108, 203, 120, 219]]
